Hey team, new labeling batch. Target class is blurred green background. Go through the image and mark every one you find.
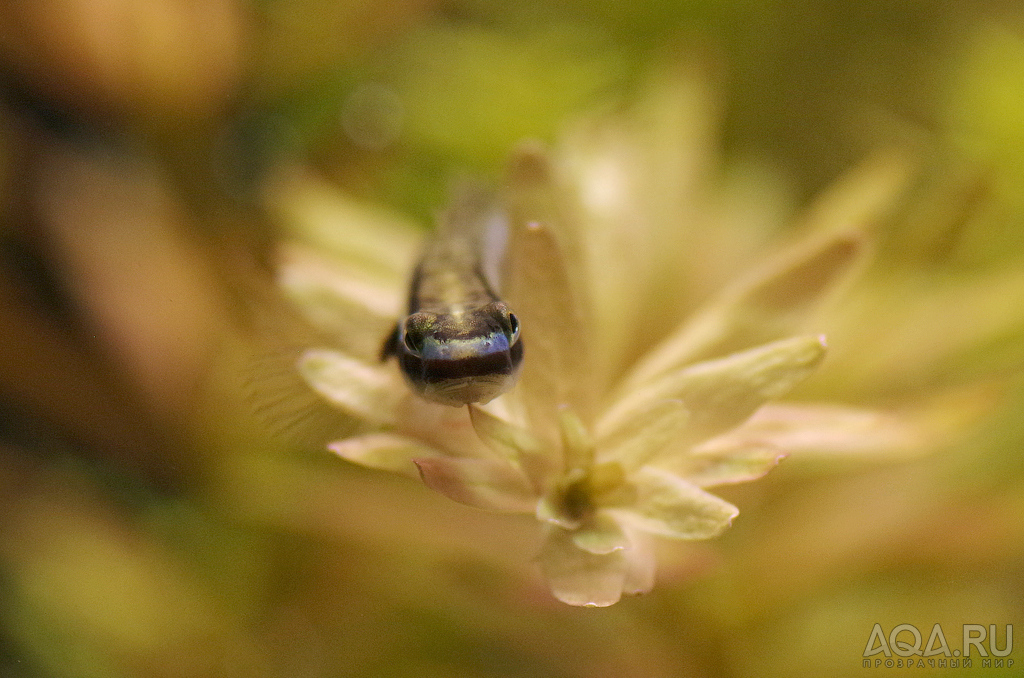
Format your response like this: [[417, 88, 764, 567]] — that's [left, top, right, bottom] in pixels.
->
[[1, 1, 1023, 676]]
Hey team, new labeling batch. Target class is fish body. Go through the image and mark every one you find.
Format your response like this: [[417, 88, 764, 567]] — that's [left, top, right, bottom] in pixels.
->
[[382, 190, 523, 406]]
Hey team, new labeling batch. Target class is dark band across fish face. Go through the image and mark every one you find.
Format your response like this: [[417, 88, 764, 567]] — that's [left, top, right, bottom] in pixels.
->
[[395, 302, 523, 406], [398, 338, 523, 406]]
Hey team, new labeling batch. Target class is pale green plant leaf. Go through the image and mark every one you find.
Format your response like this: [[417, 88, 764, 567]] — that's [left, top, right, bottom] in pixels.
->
[[329, 433, 437, 478], [570, 512, 630, 555], [278, 244, 400, 360], [298, 348, 402, 426], [267, 168, 419, 277], [662, 441, 786, 488], [719, 402, 935, 459], [621, 230, 861, 390], [613, 467, 739, 540], [619, 535, 657, 597], [414, 457, 536, 513], [600, 336, 827, 449], [538, 524, 629, 607], [595, 399, 688, 471], [503, 146, 595, 434], [469, 405, 552, 489]]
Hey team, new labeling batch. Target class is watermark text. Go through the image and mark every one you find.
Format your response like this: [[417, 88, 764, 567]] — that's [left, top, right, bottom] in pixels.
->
[[862, 624, 1012, 669]]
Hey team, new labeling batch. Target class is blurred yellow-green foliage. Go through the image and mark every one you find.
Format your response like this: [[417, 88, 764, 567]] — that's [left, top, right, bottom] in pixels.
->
[[1, 1, 1023, 676]]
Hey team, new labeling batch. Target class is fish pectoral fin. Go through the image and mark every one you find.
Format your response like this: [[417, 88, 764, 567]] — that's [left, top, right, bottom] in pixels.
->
[[380, 323, 400, 362]]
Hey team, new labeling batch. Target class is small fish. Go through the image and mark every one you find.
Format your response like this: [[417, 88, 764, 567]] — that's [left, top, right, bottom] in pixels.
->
[[381, 188, 523, 406]]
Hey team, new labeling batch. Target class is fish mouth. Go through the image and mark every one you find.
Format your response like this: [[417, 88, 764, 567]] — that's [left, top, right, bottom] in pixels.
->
[[398, 340, 524, 406], [418, 374, 515, 407]]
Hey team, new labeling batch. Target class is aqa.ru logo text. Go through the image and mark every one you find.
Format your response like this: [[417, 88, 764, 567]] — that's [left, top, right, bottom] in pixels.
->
[[863, 624, 1012, 669]]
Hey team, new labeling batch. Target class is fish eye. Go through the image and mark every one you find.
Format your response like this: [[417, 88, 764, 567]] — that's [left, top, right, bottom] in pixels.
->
[[403, 329, 424, 354], [505, 311, 520, 343], [401, 313, 433, 354]]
